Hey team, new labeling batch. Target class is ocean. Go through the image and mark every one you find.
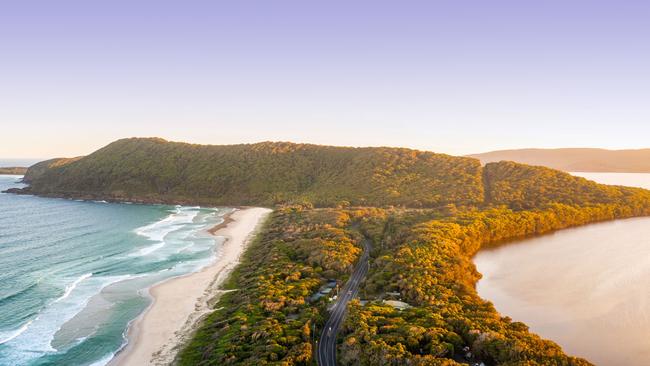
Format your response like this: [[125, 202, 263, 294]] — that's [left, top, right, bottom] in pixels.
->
[[0, 175, 230, 366], [0, 160, 42, 168]]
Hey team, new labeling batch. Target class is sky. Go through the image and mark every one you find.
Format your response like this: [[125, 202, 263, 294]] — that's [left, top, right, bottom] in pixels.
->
[[2, 0, 650, 159]]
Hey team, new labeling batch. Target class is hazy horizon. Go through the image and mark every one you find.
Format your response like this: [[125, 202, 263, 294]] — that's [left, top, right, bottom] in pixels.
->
[[4, 139, 650, 162], [4, 0, 650, 158]]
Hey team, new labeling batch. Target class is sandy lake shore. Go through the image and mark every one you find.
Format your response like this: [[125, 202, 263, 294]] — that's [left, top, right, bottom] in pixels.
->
[[109, 207, 272, 366]]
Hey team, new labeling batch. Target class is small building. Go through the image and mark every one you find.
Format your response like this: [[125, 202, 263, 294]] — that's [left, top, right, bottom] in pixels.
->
[[309, 293, 325, 302], [383, 300, 411, 310], [310, 282, 338, 303]]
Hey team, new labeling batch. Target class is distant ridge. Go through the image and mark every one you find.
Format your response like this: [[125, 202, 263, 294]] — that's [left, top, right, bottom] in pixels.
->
[[470, 148, 650, 173], [0, 167, 28, 175]]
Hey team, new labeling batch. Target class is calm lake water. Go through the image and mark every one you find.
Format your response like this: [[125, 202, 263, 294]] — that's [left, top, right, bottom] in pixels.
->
[[0, 175, 230, 366], [475, 172, 650, 366], [571, 172, 650, 190]]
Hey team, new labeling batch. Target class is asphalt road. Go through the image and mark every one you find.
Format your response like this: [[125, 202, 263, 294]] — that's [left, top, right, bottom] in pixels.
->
[[317, 238, 371, 366]]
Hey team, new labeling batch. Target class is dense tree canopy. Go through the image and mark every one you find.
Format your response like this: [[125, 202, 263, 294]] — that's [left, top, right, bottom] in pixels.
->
[[179, 208, 366, 365], [0, 167, 27, 175], [341, 202, 650, 366], [20, 138, 484, 207], [15, 138, 650, 365], [21, 138, 650, 213]]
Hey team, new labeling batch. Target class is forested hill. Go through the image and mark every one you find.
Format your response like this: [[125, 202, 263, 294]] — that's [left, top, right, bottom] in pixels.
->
[[471, 148, 650, 172], [0, 167, 28, 175], [22, 157, 81, 182], [15, 138, 650, 210], [17, 138, 485, 207]]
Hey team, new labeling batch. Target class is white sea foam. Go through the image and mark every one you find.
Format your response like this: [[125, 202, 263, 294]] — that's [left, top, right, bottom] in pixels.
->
[[2, 274, 133, 356], [133, 242, 165, 256], [0, 179, 232, 365], [130, 207, 201, 257], [175, 243, 195, 253], [54, 273, 93, 303], [0, 319, 34, 345], [0, 272, 95, 349], [0, 204, 225, 365]]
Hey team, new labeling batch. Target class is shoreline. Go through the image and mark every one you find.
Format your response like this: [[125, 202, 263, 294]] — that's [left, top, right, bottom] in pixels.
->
[[109, 207, 272, 366], [0, 187, 249, 208]]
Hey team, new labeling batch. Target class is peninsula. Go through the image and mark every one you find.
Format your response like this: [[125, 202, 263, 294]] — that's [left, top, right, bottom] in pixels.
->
[[13, 138, 650, 365], [0, 167, 27, 175]]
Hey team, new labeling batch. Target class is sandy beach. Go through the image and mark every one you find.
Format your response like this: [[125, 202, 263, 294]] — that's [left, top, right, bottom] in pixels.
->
[[109, 207, 272, 366]]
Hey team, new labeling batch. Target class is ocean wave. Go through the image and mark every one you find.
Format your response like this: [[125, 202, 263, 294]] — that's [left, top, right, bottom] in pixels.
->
[[1, 274, 133, 356], [0, 185, 234, 365], [54, 273, 93, 303], [131, 242, 165, 257], [0, 281, 39, 303], [129, 207, 201, 257], [181, 205, 201, 210], [0, 319, 34, 345], [175, 243, 195, 253]]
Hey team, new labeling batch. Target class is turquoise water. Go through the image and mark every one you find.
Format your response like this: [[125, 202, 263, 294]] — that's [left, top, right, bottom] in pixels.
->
[[0, 175, 230, 366]]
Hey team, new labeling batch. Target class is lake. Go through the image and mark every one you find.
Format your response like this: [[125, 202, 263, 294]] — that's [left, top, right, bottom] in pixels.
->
[[475, 172, 650, 365]]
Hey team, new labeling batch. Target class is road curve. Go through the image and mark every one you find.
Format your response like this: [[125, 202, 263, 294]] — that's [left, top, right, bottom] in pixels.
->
[[317, 238, 371, 366]]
